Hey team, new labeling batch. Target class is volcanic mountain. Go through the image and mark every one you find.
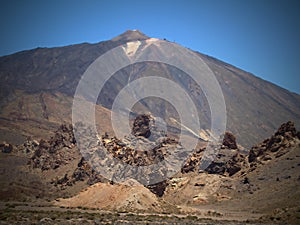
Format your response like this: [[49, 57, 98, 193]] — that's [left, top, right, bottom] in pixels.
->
[[0, 30, 300, 148], [1, 29, 300, 223]]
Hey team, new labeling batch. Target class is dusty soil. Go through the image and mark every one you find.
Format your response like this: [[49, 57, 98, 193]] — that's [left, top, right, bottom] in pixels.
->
[[54, 181, 164, 212], [0, 201, 267, 225], [1, 122, 299, 224]]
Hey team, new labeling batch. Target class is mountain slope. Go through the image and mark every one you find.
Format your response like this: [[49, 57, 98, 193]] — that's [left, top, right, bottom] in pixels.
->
[[2, 120, 297, 223], [0, 30, 299, 147]]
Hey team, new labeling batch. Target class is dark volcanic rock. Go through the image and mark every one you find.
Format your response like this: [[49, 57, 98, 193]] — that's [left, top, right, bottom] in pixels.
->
[[101, 134, 178, 167], [205, 148, 245, 176], [182, 121, 300, 178], [131, 114, 152, 138], [73, 157, 106, 185], [182, 132, 244, 176], [147, 180, 168, 197], [0, 143, 13, 153], [275, 121, 297, 136], [181, 148, 204, 173], [99, 119, 179, 195], [26, 121, 178, 194], [52, 157, 107, 188], [30, 124, 77, 170], [223, 131, 237, 149], [248, 121, 299, 163]]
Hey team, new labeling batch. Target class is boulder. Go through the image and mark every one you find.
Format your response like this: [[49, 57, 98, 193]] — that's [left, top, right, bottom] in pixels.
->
[[222, 131, 237, 149], [248, 121, 299, 163], [0, 143, 13, 153], [131, 114, 151, 138]]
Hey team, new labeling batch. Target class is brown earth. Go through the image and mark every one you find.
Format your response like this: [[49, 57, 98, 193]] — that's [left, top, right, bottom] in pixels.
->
[[54, 181, 165, 212], [0, 118, 299, 224]]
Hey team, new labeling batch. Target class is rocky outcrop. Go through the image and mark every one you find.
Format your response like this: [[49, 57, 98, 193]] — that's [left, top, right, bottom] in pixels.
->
[[182, 122, 300, 177], [131, 114, 152, 138], [204, 132, 244, 176], [73, 157, 107, 185], [101, 135, 178, 167], [181, 148, 204, 173], [0, 142, 13, 153], [182, 132, 245, 176], [26, 119, 300, 197], [222, 131, 237, 149], [205, 148, 245, 176], [24, 123, 106, 188], [100, 119, 178, 196], [27, 119, 178, 195], [51, 157, 107, 189], [99, 114, 178, 168], [30, 124, 77, 170], [18, 138, 40, 156], [248, 121, 300, 164]]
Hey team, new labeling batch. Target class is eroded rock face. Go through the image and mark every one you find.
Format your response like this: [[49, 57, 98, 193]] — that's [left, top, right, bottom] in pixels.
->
[[275, 121, 297, 136], [30, 124, 77, 170], [25, 120, 178, 195], [26, 123, 106, 189], [100, 132, 179, 195], [249, 121, 300, 163], [181, 148, 204, 174], [52, 157, 107, 189], [25, 120, 299, 197], [182, 122, 300, 177], [99, 114, 178, 168], [205, 149, 245, 176], [182, 132, 245, 176], [223, 131, 237, 149], [10, 119, 300, 202], [131, 114, 152, 138]]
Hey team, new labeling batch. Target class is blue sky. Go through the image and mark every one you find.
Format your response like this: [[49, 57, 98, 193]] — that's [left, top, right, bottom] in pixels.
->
[[1, 0, 299, 94]]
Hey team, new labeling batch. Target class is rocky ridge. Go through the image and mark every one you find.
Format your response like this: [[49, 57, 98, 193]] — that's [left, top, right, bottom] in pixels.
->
[[248, 121, 300, 164], [182, 131, 246, 176], [1, 30, 300, 149], [3, 117, 299, 194], [1, 119, 299, 223], [15, 114, 179, 194]]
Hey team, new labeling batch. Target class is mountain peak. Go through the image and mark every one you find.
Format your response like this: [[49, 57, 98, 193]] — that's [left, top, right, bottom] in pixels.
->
[[112, 30, 149, 42]]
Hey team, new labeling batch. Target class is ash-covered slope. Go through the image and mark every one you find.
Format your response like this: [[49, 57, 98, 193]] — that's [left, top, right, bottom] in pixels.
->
[[0, 30, 299, 147]]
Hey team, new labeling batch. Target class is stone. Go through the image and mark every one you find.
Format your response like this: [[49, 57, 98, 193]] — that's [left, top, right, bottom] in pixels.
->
[[131, 114, 152, 138], [275, 121, 296, 137], [248, 121, 299, 164], [0, 143, 13, 153], [222, 131, 237, 149]]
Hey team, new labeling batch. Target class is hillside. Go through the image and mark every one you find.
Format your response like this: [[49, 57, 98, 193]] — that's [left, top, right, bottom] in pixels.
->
[[0, 30, 300, 224], [0, 30, 299, 147]]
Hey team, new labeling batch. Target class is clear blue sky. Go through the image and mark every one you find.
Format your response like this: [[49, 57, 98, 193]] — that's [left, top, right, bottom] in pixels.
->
[[1, 0, 299, 94]]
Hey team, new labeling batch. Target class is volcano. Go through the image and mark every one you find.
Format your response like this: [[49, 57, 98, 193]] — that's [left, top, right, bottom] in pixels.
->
[[0, 30, 299, 148]]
